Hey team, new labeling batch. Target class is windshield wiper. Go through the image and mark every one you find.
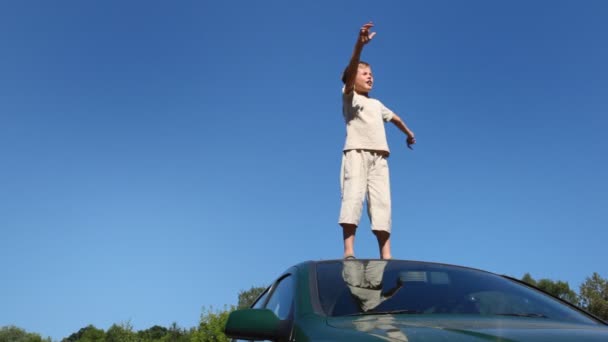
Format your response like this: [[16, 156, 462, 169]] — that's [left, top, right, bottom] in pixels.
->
[[494, 313, 548, 318], [345, 309, 422, 316]]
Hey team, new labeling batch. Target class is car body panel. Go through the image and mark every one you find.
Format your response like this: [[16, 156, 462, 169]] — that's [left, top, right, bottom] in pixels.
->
[[327, 315, 608, 341]]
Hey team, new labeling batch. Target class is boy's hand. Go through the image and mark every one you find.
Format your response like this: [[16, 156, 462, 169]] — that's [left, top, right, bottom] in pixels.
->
[[406, 135, 416, 150], [358, 22, 376, 46]]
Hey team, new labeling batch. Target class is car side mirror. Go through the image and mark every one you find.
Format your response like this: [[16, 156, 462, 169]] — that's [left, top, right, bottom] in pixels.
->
[[224, 308, 281, 341]]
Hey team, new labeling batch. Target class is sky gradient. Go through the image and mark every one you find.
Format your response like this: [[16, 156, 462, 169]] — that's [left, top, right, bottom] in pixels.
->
[[1, 1, 607, 340]]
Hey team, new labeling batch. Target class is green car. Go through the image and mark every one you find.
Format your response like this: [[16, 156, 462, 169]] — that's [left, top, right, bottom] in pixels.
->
[[225, 259, 608, 341]]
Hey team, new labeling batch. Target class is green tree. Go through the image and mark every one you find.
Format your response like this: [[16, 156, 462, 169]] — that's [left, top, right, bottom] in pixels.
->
[[237, 286, 266, 309], [137, 325, 169, 341], [106, 322, 136, 342], [579, 272, 608, 320], [521, 273, 579, 304], [192, 306, 233, 342], [0, 326, 51, 342], [159, 322, 189, 342], [521, 273, 536, 286], [62, 325, 105, 342], [537, 279, 578, 304]]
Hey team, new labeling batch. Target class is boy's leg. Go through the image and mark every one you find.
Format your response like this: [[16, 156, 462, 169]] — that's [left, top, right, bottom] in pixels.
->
[[339, 150, 368, 258], [341, 223, 357, 258], [367, 153, 392, 259], [373, 230, 392, 260]]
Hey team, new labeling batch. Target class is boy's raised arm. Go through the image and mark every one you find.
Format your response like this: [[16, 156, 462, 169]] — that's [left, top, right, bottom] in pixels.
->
[[343, 22, 376, 94]]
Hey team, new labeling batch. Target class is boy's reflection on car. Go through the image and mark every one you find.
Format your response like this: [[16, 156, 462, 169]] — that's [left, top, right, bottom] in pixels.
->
[[342, 259, 403, 312]]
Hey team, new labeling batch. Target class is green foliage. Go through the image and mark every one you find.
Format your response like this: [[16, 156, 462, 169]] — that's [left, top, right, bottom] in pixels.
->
[[237, 286, 266, 309], [159, 322, 190, 342], [106, 322, 137, 342], [77, 325, 105, 342], [579, 272, 608, 320], [191, 306, 234, 342], [61, 325, 106, 342], [521, 273, 536, 286], [63, 325, 95, 342], [136, 325, 168, 341], [538, 279, 579, 304], [520, 273, 579, 304], [0, 326, 51, 342]]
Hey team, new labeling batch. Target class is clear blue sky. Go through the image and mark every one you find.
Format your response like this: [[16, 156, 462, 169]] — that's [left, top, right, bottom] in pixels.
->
[[1, 0, 607, 340]]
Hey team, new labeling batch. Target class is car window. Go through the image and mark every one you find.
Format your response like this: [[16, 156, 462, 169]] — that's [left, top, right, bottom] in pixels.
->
[[265, 275, 294, 320], [252, 287, 270, 309], [316, 260, 601, 325]]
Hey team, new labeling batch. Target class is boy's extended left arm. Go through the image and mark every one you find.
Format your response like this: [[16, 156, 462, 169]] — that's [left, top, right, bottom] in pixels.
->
[[390, 114, 416, 149]]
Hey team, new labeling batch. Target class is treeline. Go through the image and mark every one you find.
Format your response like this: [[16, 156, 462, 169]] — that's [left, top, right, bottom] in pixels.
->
[[0, 307, 230, 342], [0, 287, 264, 342], [60, 306, 232, 342], [521, 272, 608, 320], [2, 273, 607, 342]]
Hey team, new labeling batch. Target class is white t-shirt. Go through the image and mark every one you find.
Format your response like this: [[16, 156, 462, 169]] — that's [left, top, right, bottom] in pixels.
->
[[342, 89, 394, 154]]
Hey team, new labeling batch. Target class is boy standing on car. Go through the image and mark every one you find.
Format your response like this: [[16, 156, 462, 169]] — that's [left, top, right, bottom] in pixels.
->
[[339, 22, 416, 260]]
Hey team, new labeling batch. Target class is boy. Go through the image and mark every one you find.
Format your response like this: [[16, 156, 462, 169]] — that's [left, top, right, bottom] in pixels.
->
[[339, 22, 416, 260]]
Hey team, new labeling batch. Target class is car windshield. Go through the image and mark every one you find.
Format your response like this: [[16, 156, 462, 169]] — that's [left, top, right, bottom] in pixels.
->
[[316, 260, 600, 325]]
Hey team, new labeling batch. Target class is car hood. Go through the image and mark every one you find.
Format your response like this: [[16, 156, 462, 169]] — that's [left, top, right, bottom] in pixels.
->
[[326, 315, 608, 341]]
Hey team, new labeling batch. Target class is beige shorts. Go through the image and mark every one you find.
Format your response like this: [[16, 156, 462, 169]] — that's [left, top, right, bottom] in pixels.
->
[[339, 149, 392, 232]]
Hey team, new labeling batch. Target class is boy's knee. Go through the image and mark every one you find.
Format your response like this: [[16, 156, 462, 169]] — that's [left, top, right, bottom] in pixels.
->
[[373, 230, 390, 238], [341, 223, 357, 231]]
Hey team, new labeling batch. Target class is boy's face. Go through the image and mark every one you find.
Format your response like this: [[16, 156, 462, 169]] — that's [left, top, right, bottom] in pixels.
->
[[355, 65, 373, 93]]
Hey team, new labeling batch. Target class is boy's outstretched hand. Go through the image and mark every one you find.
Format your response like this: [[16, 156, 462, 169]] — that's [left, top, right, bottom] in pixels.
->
[[407, 136, 416, 150], [358, 22, 376, 45]]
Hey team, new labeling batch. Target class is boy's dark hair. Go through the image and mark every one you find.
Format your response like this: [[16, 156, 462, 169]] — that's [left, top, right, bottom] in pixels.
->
[[341, 61, 370, 84]]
